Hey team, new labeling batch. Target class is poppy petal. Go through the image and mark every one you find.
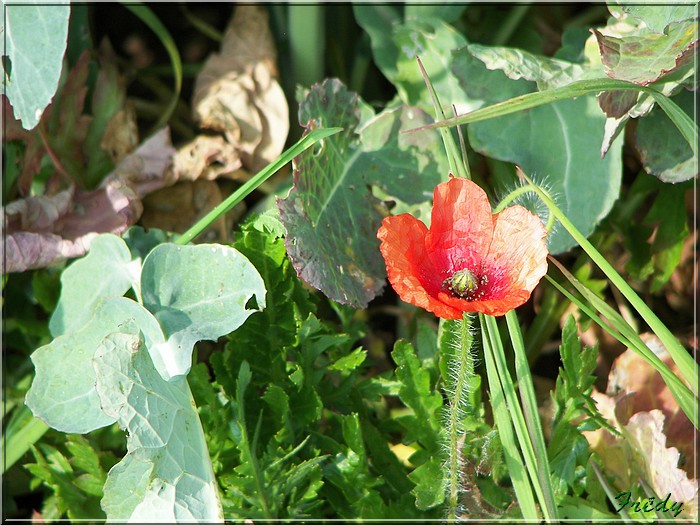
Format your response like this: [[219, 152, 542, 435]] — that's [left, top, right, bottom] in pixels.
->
[[485, 204, 548, 300], [437, 289, 531, 317], [425, 177, 493, 274], [378, 215, 463, 320]]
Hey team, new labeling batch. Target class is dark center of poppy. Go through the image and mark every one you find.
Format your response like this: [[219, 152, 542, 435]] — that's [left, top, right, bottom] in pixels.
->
[[443, 268, 488, 301]]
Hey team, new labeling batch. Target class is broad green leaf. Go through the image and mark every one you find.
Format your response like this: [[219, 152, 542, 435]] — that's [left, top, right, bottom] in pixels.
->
[[617, 2, 698, 34], [593, 19, 697, 86], [140, 243, 265, 380], [354, 9, 471, 113], [408, 456, 445, 510], [49, 234, 139, 337], [95, 329, 223, 522], [3, 1, 70, 129], [635, 88, 696, 182], [278, 78, 449, 307], [467, 43, 587, 90], [452, 47, 623, 254], [26, 297, 164, 434]]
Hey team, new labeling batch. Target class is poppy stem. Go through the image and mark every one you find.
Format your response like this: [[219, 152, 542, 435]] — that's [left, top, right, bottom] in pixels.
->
[[492, 183, 556, 233], [445, 313, 476, 522]]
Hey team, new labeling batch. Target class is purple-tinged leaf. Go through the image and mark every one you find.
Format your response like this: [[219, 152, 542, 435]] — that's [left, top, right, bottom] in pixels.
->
[[278, 79, 448, 308]]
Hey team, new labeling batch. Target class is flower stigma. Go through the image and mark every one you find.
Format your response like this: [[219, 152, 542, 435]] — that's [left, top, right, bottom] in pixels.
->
[[443, 268, 488, 301]]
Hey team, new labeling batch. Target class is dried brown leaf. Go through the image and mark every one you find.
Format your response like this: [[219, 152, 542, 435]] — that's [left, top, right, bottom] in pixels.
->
[[191, 5, 289, 175], [2, 129, 176, 273], [584, 342, 698, 518], [173, 135, 242, 181]]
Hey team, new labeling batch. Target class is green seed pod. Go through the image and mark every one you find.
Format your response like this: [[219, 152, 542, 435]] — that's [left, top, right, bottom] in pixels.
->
[[444, 268, 481, 299]]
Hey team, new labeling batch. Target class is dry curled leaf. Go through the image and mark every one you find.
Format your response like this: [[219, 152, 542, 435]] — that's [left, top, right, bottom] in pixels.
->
[[185, 4, 289, 178], [139, 179, 242, 243], [584, 339, 698, 518], [2, 128, 176, 273], [174, 135, 242, 182]]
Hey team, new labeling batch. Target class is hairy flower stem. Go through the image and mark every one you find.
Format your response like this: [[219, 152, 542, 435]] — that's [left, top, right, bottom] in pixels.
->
[[446, 313, 475, 522]]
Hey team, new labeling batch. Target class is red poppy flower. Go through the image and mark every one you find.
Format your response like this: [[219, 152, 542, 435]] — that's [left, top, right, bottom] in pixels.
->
[[377, 176, 548, 319]]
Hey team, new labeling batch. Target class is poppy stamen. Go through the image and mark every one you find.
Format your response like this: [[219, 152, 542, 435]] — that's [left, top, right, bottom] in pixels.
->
[[443, 268, 488, 301]]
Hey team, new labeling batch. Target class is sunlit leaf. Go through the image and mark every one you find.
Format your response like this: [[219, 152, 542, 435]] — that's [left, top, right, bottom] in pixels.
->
[[2, 1, 70, 129], [140, 242, 265, 380], [278, 78, 448, 307], [452, 47, 623, 254], [26, 298, 164, 434], [96, 328, 223, 522]]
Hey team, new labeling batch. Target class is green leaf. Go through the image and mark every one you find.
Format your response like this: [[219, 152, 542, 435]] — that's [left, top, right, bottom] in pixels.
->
[[408, 456, 445, 510], [140, 243, 265, 380], [25, 443, 105, 520], [82, 41, 125, 187], [329, 348, 367, 372], [635, 88, 696, 182], [391, 340, 442, 454], [95, 328, 223, 521], [354, 9, 470, 113], [26, 297, 164, 434], [122, 226, 174, 262], [278, 78, 449, 307], [593, 19, 697, 86], [617, 2, 698, 35], [548, 316, 604, 499], [3, 1, 71, 129], [404, 4, 466, 23], [49, 234, 139, 337], [452, 47, 623, 254]]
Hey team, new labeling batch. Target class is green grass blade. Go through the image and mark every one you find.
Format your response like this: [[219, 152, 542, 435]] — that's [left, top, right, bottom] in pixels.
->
[[416, 57, 470, 179], [123, 3, 183, 134], [544, 270, 697, 429], [524, 175, 698, 397], [480, 314, 540, 520], [505, 310, 558, 519], [289, 5, 325, 87], [176, 127, 343, 245], [406, 78, 698, 158], [1, 405, 49, 472]]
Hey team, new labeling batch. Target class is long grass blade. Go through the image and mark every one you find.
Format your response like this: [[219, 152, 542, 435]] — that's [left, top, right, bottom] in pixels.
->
[[480, 314, 540, 520], [405, 78, 697, 158], [523, 174, 698, 397], [123, 4, 183, 134], [176, 127, 343, 245]]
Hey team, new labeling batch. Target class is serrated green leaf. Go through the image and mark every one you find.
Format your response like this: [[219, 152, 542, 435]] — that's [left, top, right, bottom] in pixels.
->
[[49, 234, 139, 336], [141, 243, 265, 380], [95, 328, 223, 522], [329, 348, 367, 371], [3, 1, 71, 129], [408, 456, 445, 510], [452, 47, 623, 254], [636, 89, 696, 183], [278, 78, 449, 308], [548, 316, 603, 499], [391, 340, 442, 453], [26, 297, 164, 434]]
